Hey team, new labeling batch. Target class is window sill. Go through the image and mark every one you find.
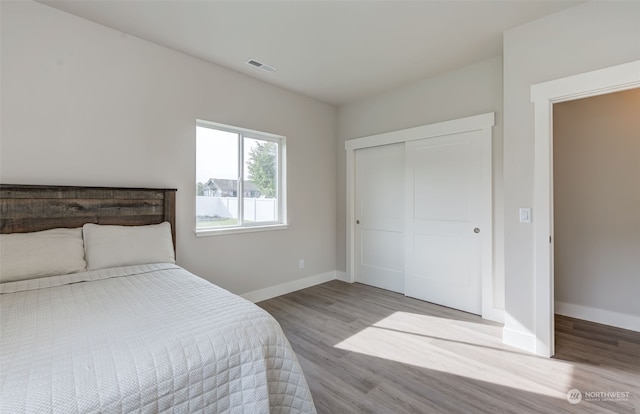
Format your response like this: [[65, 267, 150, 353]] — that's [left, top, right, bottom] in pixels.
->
[[195, 224, 288, 237]]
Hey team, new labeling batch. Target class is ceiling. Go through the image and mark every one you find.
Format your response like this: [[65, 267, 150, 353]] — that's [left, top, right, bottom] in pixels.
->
[[39, 1, 582, 106]]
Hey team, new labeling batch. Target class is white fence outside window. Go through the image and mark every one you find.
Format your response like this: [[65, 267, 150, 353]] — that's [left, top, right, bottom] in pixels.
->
[[196, 196, 277, 222]]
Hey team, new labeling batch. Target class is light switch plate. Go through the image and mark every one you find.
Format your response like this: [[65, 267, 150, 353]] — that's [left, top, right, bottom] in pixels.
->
[[519, 208, 532, 223]]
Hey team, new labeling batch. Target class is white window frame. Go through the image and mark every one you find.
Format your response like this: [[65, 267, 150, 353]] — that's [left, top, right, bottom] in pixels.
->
[[195, 119, 287, 236]]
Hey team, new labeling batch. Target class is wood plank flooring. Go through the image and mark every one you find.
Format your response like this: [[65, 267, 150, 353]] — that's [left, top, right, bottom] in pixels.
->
[[258, 281, 639, 414]]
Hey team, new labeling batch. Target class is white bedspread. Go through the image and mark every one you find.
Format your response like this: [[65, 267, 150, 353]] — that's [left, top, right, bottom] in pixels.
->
[[0, 263, 316, 413]]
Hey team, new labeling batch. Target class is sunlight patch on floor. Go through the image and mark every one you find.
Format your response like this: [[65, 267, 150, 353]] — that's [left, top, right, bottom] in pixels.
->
[[334, 311, 574, 399]]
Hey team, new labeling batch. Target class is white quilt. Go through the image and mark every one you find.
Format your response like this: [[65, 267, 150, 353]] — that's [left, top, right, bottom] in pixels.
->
[[0, 263, 316, 413]]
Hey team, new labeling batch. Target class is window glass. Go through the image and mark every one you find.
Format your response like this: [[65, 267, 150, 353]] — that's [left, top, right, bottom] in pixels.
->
[[196, 126, 239, 228], [244, 137, 279, 224]]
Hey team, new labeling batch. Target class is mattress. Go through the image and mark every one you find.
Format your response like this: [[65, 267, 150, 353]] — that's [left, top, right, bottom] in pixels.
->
[[0, 263, 316, 413]]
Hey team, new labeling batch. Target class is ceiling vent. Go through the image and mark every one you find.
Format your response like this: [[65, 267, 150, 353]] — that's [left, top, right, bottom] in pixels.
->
[[246, 59, 277, 73]]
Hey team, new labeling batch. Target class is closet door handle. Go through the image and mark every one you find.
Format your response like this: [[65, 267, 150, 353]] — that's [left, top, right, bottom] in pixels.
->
[[474, 228, 480, 234], [356, 220, 360, 224]]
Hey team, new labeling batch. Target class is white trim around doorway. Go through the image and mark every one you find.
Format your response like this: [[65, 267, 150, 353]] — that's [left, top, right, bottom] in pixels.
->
[[530, 60, 640, 358]]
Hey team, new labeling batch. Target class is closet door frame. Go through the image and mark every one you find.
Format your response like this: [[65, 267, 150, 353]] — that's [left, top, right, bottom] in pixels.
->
[[345, 112, 500, 322]]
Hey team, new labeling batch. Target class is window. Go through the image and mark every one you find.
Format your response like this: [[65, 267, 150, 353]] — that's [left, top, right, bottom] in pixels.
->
[[196, 120, 286, 235]]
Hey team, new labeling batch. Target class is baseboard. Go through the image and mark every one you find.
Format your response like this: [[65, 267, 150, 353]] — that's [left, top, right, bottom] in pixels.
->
[[555, 301, 640, 332], [502, 326, 537, 354], [482, 306, 505, 324], [335, 271, 350, 282], [241, 271, 338, 303]]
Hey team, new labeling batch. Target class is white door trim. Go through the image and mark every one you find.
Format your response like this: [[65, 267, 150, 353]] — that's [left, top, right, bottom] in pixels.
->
[[345, 112, 500, 322], [530, 60, 640, 358]]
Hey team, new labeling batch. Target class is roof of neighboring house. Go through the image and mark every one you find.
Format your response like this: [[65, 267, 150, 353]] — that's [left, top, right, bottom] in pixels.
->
[[204, 178, 260, 192]]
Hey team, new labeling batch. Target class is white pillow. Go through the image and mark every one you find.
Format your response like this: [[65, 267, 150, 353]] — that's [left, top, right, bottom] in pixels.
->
[[0, 228, 87, 283], [83, 222, 175, 270]]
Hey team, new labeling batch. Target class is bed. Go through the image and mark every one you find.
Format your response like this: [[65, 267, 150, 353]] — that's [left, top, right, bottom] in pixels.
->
[[0, 184, 316, 413]]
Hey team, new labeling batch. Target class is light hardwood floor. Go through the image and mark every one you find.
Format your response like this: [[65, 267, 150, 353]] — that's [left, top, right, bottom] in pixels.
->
[[258, 281, 639, 414]]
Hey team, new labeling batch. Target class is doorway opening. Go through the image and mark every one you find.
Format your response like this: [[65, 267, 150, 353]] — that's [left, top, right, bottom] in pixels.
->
[[552, 88, 640, 359]]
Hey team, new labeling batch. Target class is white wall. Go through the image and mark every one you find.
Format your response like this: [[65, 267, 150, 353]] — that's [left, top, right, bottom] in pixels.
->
[[553, 89, 640, 328], [337, 56, 505, 310], [503, 1, 640, 346], [0, 1, 337, 295]]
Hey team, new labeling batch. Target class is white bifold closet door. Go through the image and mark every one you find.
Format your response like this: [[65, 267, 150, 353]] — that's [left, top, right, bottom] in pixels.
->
[[404, 131, 484, 315], [354, 143, 405, 294]]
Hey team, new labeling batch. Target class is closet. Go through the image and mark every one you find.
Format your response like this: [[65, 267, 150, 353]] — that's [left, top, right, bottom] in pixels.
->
[[346, 113, 495, 317]]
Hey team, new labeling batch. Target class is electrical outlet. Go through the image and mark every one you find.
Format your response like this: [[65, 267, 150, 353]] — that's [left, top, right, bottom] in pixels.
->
[[299, 259, 305, 269]]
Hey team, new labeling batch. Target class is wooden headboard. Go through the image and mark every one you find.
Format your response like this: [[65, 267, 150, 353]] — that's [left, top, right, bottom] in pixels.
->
[[0, 184, 177, 249]]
